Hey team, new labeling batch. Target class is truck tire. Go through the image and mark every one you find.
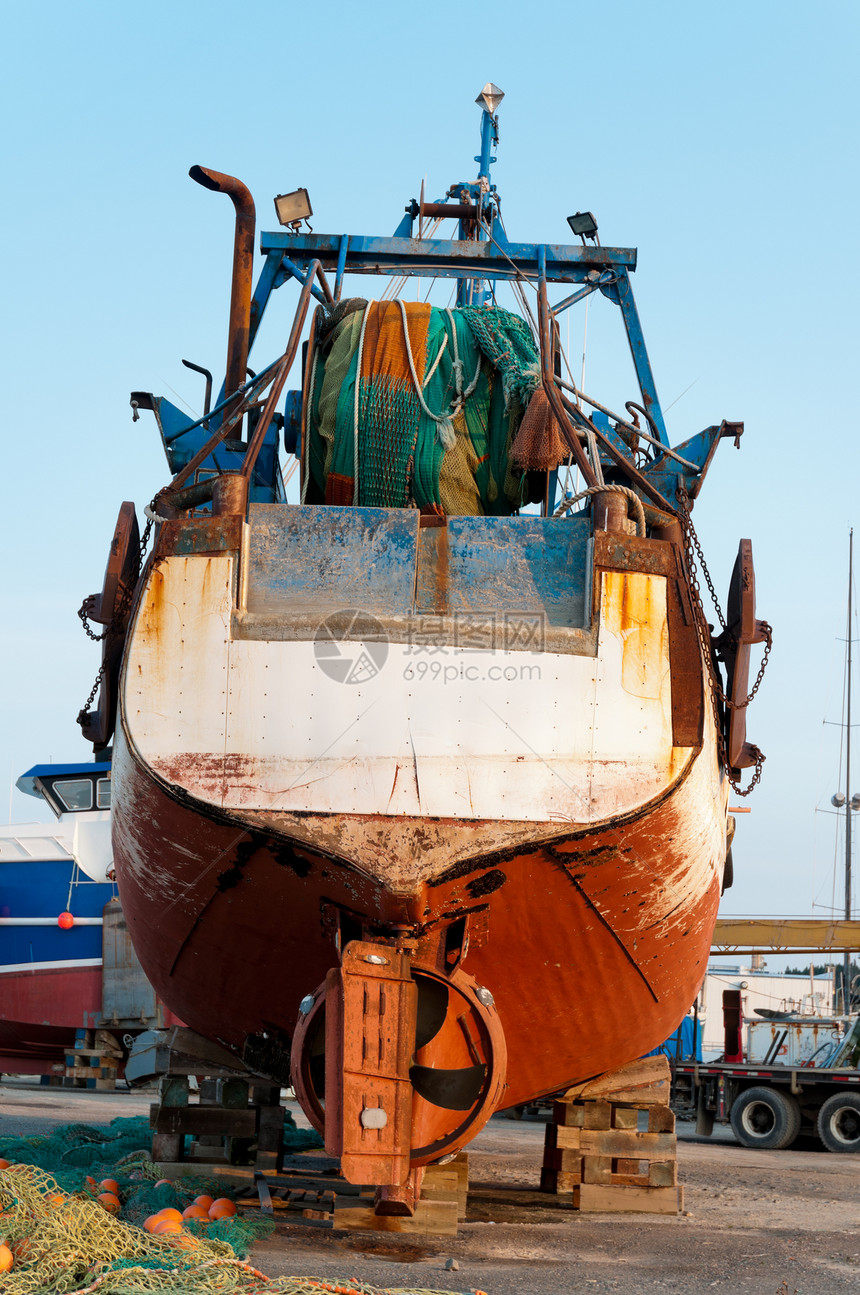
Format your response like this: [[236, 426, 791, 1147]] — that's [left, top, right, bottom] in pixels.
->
[[816, 1093, 860, 1153], [730, 1086, 801, 1149]]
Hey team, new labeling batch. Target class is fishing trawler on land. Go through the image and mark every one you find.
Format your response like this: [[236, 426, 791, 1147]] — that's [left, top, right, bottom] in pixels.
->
[[0, 761, 178, 1076], [78, 86, 770, 1210]]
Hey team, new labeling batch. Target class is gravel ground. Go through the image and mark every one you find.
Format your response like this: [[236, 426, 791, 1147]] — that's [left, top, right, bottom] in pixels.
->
[[2, 1079, 859, 1294]]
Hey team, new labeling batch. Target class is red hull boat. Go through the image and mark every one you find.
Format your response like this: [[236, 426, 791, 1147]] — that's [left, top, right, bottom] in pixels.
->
[[80, 87, 769, 1208]]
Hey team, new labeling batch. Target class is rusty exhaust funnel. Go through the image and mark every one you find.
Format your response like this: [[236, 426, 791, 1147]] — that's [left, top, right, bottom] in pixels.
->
[[189, 165, 256, 430]]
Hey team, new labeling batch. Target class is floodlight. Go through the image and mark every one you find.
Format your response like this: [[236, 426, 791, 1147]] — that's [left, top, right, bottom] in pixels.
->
[[274, 188, 313, 229], [832, 792, 847, 808], [475, 82, 504, 114], [851, 793, 860, 811], [568, 211, 599, 240]]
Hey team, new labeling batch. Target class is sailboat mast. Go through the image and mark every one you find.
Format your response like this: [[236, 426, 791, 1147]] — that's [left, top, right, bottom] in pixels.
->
[[845, 528, 854, 1008]]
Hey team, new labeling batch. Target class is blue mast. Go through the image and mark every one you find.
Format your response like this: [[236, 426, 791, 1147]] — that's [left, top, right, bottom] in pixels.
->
[[455, 83, 504, 306]]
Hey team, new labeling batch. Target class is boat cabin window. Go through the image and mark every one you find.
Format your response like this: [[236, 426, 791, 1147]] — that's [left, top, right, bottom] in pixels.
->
[[52, 779, 94, 811], [96, 776, 111, 809]]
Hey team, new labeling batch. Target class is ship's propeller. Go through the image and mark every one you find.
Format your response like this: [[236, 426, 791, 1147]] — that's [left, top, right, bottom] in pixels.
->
[[414, 974, 449, 1050], [409, 972, 488, 1113], [290, 959, 507, 1165], [409, 1062, 487, 1111]]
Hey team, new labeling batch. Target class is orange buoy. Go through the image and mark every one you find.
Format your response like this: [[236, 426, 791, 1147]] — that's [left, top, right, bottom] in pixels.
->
[[154, 1207, 183, 1223], [58, 911, 74, 929], [153, 1179, 171, 1187], [0, 1159, 9, 1170], [151, 1217, 182, 1235], [193, 1194, 213, 1210], [0, 1243, 13, 1272], [208, 1198, 236, 1219], [97, 1192, 121, 1214], [182, 1204, 210, 1221], [98, 1178, 120, 1195]]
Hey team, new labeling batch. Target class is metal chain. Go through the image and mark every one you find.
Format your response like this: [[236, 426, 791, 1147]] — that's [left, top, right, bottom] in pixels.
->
[[76, 506, 155, 724], [676, 490, 769, 797]]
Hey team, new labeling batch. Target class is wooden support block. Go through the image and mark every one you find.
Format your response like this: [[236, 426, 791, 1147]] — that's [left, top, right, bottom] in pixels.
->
[[564, 1056, 671, 1106], [158, 1076, 190, 1108], [582, 1101, 613, 1130], [573, 1183, 682, 1214], [544, 1124, 582, 1151], [152, 1133, 183, 1162], [648, 1160, 678, 1187], [582, 1156, 613, 1185], [604, 1082, 670, 1106], [332, 1197, 458, 1235], [648, 1105, 676, 1133], [614, 1159, 642, 1176], [151, 1106, 256, 1137], [420, 1170, 459, 1201], [540, 1167, 579, 1194], [612, 1106, 639, 1129], [94, 1029, 123, 1058], [424, 1154, 468, 1218], [553, 1100, 586, 1128], [579, 1129, 676, 1158], [544, 1149, 583, 1174], [255, 1103, 284, 1171], [150, 1162, 257, 1182]]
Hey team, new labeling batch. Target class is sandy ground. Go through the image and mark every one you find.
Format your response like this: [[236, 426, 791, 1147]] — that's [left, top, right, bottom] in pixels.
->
[[2, 1080, 859, 1294]]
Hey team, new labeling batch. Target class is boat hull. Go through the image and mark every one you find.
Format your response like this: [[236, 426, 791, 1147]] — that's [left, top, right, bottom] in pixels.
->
[[112, 713, 724, 1104], [111, 510, 728, 1165], [0, 965, 103, 1073]]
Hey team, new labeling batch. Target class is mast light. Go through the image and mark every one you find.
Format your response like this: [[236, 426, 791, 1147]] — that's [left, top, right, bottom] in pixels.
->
[[476, 82, 504, 114]]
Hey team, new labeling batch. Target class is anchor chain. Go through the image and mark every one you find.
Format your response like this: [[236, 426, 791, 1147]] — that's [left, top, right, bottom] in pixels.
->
[[676, 490, 771, 797]]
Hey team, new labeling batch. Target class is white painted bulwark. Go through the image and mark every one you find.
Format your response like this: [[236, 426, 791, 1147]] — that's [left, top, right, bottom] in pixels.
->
[[124, 554, 699, 826]]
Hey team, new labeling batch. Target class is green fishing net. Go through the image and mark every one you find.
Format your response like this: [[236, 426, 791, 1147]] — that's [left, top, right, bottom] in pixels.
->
[[305, 300, 535, 514]]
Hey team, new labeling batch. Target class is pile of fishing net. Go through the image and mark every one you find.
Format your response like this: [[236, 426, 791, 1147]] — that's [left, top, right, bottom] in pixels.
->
[[303, 299, 567, 515], [0, 1119, 156, 1196], [0, 1165, 484, 1295], [0, 1111, 321, 1197]]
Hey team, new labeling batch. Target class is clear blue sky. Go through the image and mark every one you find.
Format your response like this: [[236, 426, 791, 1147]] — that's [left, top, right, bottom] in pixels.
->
[[1, 0, 858, 927]]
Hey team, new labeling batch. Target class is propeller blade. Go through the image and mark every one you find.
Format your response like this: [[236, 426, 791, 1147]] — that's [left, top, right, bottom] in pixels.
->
[[410, 1063, 487, 1111], [414, 976, 449, 1050]]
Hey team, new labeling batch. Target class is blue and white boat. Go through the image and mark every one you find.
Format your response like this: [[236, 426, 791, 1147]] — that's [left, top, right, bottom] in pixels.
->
[[0, 762, 115, 1073]]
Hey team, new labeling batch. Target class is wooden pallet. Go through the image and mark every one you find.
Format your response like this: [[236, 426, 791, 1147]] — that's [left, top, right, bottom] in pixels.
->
[[541, 1057, 682, 1214], [64, 1049, 119, 1089]]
